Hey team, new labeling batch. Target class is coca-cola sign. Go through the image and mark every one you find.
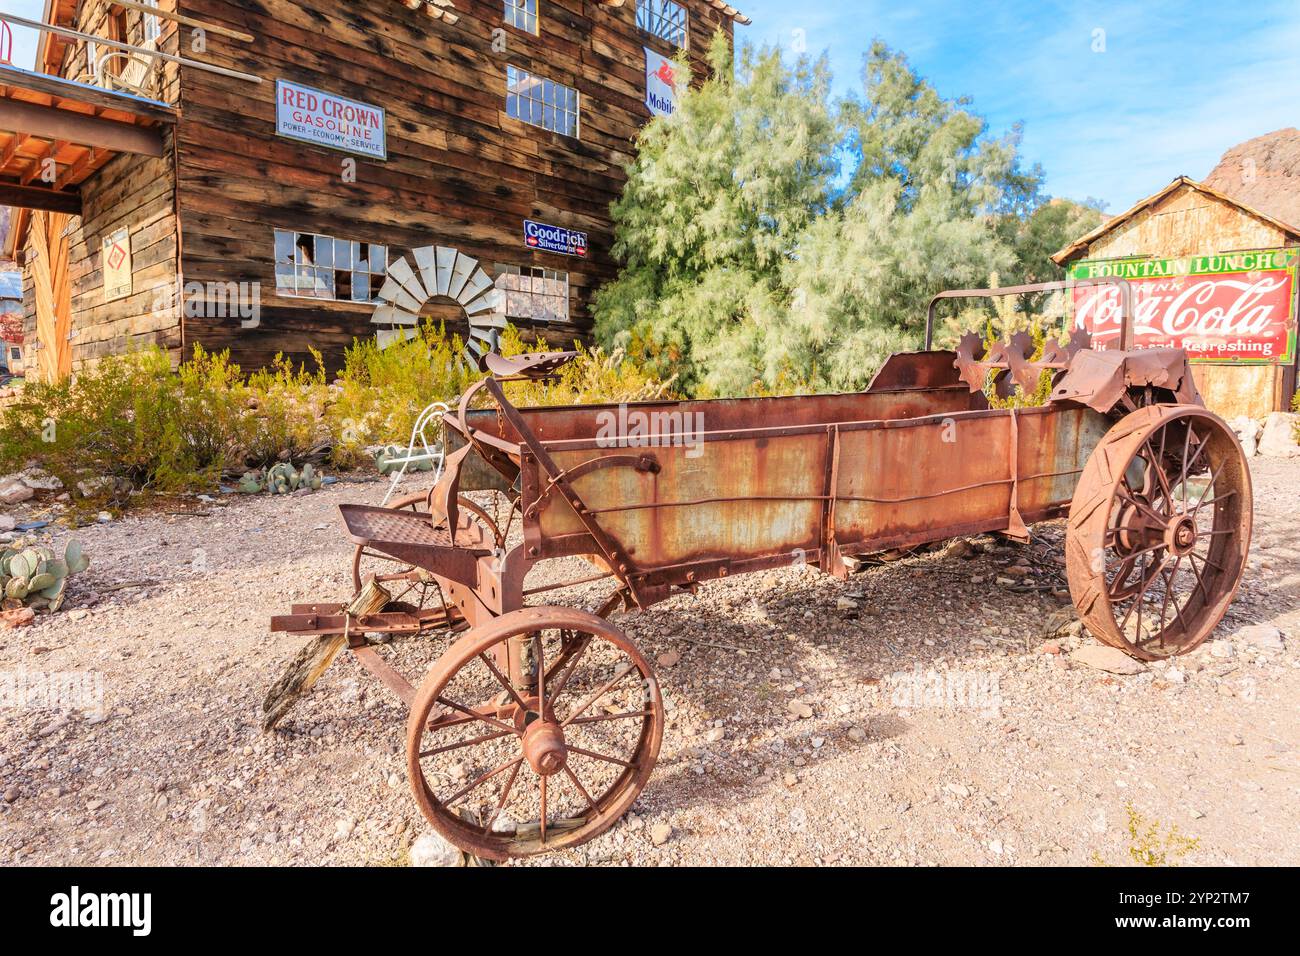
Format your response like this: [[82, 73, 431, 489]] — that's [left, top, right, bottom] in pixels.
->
[[1070, 250, 1298, 363]]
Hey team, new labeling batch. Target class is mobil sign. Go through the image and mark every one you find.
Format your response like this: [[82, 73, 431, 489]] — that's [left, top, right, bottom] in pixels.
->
[[1070, 249, 1299, 364], [644, 47, 679, 118]]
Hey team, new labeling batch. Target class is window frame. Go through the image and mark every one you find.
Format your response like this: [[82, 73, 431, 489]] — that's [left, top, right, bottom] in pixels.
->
[[505, 64, 580, 138], [495, 264, 570, 324], [503, 0, 539, 35], [273, 229, 389, 305], [636, 0, 689, 50], [140, 0, 163, 46]]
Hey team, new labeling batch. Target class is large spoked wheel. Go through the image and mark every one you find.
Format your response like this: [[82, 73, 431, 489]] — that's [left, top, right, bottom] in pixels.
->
[[1066, 405, 1252, 660], [406, 606, 663, 860]]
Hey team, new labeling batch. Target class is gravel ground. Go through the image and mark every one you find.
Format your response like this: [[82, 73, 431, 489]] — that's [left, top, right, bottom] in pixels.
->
[[0, 458, 1296, 867]]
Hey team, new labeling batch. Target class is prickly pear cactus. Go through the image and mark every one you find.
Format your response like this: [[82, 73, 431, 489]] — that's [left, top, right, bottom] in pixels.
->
[[235, 464, 326, 496], [0, 537, 88, 614], [374, 445, 435, 476]]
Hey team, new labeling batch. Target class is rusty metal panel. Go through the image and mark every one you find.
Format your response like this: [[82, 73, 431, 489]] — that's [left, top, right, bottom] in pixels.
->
[[540, 431, 828, 568], [834, 412, 1014, 549]]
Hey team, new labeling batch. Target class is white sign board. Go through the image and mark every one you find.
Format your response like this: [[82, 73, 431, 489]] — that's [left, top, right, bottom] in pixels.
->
[[102, 227, 132, 302], [276, 80, 387, 160], [644, 47, 679, 118]]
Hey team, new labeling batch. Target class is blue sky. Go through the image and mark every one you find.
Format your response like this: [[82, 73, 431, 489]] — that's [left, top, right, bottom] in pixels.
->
[[735, 0, 1300, 211], [6, 0, 1299, 211]]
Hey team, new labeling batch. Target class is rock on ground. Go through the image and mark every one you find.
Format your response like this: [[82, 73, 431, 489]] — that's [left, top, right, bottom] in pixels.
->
[[409, 832, 464, 868], [1258, 412, 1300, 458], [1069, 644, 1147, 675]]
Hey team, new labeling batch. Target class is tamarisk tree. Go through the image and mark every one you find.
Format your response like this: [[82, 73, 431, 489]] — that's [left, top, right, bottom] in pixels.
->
[[595, 35, 1099, 396]]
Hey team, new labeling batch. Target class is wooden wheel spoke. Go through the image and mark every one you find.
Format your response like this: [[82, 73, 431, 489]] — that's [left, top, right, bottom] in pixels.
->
[[561, 662, 639, 728], [419, 728, 513, 759], [444, 755, 525, 809]]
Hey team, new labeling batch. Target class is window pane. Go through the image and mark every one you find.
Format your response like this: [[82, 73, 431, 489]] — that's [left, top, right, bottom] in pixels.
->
[[316, 236, 333, 268], [274, 230, 294, 263]]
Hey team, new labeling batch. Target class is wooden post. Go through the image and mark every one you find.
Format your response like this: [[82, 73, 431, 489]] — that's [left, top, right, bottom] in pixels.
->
[[261, 579, 392, 731]]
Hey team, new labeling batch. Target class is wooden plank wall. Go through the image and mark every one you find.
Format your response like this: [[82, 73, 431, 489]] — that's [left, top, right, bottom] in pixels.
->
[[173, 0, 736, 371], [21, 0, 184, 372]]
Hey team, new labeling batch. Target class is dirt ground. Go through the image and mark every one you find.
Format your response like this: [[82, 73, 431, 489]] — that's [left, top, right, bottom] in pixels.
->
[[1, 458, 1296, 867]]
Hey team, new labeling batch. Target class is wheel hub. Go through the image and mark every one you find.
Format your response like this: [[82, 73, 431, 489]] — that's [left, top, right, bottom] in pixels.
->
[[522, 720, 568, 776], [1115, 499, 1166, 554], [1165, 514, 1198, 557]]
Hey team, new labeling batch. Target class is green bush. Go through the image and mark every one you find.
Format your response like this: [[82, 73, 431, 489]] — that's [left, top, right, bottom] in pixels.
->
[[327, 322, 482, 468], [0, 347, 224, 501], [242, 351, 330, 467], [0, 327, 676, 511], [328, 322, 678, 467]]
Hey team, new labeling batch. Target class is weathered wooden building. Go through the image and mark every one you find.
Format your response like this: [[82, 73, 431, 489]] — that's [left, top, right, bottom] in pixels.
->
[[1053, 175, 1300, 420], [1, 0, 747, 378]]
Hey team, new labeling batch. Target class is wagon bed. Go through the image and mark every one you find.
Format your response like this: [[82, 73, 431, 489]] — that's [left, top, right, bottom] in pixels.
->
[[267, 281, 1252, 860]]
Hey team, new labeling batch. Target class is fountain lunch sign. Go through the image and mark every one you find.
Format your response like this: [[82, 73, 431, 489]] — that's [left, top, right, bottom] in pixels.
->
[[1070, 249, 1299, 364]]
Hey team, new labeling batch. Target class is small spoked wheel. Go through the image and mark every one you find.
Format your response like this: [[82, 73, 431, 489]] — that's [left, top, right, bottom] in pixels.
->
[[406, 607, 663, 860], [1067, 405, 1252, 660]]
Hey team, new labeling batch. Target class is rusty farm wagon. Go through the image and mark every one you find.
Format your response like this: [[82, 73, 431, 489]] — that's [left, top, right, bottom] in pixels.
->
[[266, 281, 1253, 860]]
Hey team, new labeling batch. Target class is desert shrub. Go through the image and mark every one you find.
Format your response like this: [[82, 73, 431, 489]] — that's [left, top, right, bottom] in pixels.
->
[[175, 345, 250, 475], [0, 347, 217, 500], [0, 328, 675, 510], [327, 322, 481, 468], [498, 325, 676, 408], [327, 323, 677, 466], [242, 351, 331, 467]]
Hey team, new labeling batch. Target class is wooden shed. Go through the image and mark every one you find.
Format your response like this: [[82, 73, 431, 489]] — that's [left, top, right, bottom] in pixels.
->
[[1052, 175, 1300, 420], [2, 0, 747, 379]]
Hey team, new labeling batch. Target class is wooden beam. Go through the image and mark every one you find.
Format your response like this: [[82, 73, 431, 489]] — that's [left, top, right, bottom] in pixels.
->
[[20, 138, 69, 186], [0, 64, 176, 123], [0, 182, 81, 214], [0, 98, 163, 156], [0, 12, 264, 85], [109, 1, 256, 43]]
